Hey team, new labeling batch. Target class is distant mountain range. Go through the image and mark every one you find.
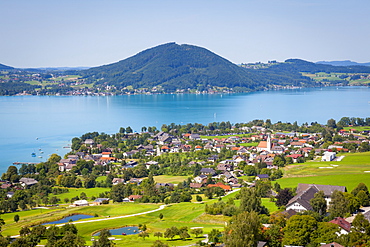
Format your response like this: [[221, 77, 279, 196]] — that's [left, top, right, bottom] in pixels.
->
[[316, 60, 370, 67]]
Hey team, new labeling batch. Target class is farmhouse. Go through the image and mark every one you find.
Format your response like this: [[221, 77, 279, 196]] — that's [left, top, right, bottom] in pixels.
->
[[286, 183, 347, 213]]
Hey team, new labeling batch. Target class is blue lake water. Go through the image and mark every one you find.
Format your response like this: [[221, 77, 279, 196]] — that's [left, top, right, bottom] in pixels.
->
[[0, 86, 369, 173], [93, 226, 140, 236], [42, 214, 94, 225]]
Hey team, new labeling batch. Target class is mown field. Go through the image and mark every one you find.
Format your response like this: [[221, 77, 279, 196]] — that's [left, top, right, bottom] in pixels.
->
[[275, 152, 370, 191]]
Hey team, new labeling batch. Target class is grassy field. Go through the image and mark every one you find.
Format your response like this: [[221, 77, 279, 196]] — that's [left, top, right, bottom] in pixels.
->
[[343, 126, 370, 132], [2, 186, 277, 246], [51, 187, 110, 201], [275, 152, 370, 191], [239, 142, 258, 147], [153, 175, 189, 184]]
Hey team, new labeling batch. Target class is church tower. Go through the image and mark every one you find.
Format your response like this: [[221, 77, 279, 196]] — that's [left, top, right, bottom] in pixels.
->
[[267, 134, 271, 152]]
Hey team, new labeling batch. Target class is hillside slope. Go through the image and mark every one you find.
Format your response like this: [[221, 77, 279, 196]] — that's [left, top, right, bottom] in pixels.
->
[[79, 43, 313, 91]]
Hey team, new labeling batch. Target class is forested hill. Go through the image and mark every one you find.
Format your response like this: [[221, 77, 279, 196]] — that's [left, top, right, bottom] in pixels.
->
[[316, 60, 370, 67], [269, 59, 370, 74], [0, 63, 14, 70], [78, 43, 314, 92]]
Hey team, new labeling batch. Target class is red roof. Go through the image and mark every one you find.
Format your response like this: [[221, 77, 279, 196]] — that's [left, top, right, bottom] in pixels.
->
[[207, 182, 231, 191], [286, 154, 303, 159], [128, 195, 142, 200], [329, 217, 351, 232]]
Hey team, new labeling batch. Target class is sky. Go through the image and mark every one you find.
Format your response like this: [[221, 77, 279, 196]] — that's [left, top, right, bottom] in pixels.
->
[[1, 0, 370, 68]]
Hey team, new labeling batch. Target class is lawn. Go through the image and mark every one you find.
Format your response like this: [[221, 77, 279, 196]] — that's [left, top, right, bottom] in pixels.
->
[[239, 142, 258, 147], [275, 152, 370, 191], [50, 187, 110, 202], [153, 175, 189, 184], [343, 126, 370, 132]]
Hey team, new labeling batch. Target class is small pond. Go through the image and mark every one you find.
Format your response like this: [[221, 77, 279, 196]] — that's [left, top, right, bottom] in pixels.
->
[[43, 214, 94, 225], [93, 226, 140, 236]]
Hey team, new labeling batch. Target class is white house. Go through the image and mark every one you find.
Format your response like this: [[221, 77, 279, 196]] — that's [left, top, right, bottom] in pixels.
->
[[322, 151, 336, 161]]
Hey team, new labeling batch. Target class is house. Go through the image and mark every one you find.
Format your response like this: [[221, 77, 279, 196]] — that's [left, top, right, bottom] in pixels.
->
[[286, 153, 303, 163], [190, 183, 204, 189], [286, 183, 347, 213], [286, 186, 318, 212], [296, 183, 346, 205], [216, 163, 233, 172], [329, 217, 351, 235], [128, 195, 142, 201], [19, 177, 38, 187], [129, 178, 142, 185], [200, 168, 216, 176], [270, 145, 284, 154], [84, 139, 95, 146], [93, 198, 109, 205], [364, 211, 370, 223], [6, 191, 14, 198], [255, 174, 269, 180], [155, 183, 174, 189], [319, 242, 345, 247], [145, 160, 159, 169], [189, 134, 201, 140], [322, 151, 336, 161], [207, 182, 231, 191], [194, 175, 207, 184], [1, 182, 12, 189], [73, 200, 89, 206], [112, 178, 125, 185]]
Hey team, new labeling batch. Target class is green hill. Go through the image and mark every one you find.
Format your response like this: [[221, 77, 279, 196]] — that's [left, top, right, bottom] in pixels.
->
[[0, 63, 14, 70], [79, 43, 314, 92]]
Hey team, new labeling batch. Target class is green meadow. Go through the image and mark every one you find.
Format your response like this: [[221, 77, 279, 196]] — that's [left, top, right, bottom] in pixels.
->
[[276, 152, 370, 191]]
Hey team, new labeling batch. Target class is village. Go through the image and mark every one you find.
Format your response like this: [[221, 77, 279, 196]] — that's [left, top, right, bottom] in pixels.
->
[[1, 118, 370, 246]]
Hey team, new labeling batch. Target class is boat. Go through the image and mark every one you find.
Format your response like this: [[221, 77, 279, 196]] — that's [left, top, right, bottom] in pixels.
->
[[122, 233, 126, 235], [31, 152, 36, 157]]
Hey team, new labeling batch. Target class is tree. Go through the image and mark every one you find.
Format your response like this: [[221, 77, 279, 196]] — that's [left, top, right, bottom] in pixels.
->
[[19, 226, 31, 237], [266, 224, 283, 247], [154, 232, 163, 240], [158, 213, 163, 220], [310, 190, 327, 216], [275, 188, 293, 207], [329, 190, 349, 218], [164, 226, 178, 240], [327, 118, 337, 129], [138, 231, 149, 240], [239, 187, 267, 214], [352, 213, 370, 235], [190, 228, 203, 238], [126, 126, 133, 134], [93, 229, 113, 247], [282, 215, 317, 246], [223, 211, 261, 247], [151, 240, 169, 247], [310, 222, 340, 246], [208, 229, 221, 244], [179, 227, 190, 240], [48, 154, 61, 164], [14, 215, 20, 223]]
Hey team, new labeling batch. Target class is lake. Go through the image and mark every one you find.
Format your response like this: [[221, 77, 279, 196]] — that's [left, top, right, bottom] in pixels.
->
[[0, 86, 369, 173]]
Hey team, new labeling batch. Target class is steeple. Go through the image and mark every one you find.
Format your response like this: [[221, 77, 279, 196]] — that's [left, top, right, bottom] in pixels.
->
[[267, 134, 271, 152]]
